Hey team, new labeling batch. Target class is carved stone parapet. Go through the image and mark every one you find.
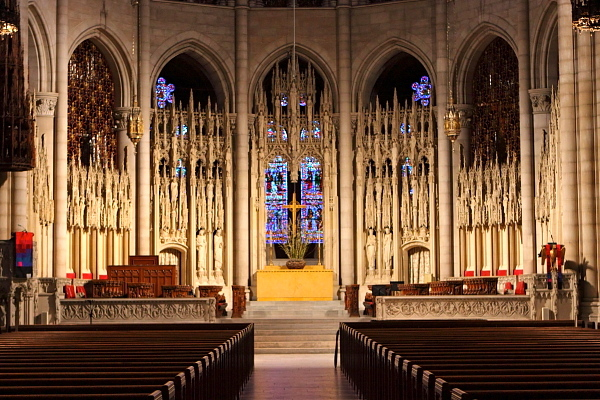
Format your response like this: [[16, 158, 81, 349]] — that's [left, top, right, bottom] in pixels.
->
[[34, 92, 58, 117], [60, 298, 217, 323], [529, 88, 552, 114], [375, 295, 532, 320]]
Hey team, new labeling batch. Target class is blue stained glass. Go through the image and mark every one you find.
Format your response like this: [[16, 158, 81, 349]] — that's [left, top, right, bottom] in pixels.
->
[[175, 158, 187, 178], [300, 156, 323, 244], [267, 121, 287, 141], [175, 125, 188, 137], [300, 94, 307, 107], [401, 157, 413, 177], [156, 77, 175, 109], [411, 76, 432, 106], [265, 156, 288, 244], [400, 123, 411, 134], [280, 94, 288, 107]]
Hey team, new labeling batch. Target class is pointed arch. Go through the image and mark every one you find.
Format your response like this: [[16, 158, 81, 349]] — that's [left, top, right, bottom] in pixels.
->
[[532, 2, 558, 89], [249, 44, 338, 112], [27, 4, 54, 92], [151, 37, 234, 110], [454, 22, 517, 104], [353, 38, 435, 110]]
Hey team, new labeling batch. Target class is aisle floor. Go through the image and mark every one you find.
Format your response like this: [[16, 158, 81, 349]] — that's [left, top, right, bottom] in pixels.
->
[[238, 354, 360, 400]]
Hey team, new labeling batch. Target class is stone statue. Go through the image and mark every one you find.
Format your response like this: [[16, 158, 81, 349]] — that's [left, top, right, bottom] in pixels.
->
[[382, 226, 393, 271], [366, 228, 377, 271], [197, 227, 207, 279], [213, 227, 223, 273]]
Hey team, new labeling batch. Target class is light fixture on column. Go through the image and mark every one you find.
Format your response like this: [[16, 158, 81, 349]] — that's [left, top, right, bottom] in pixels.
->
[[0, 0, 19, 36], [444, 0, 461, 143], [444, 97, 461, 143], [572, 0, 600, 32], [127, 97, 143, 147]]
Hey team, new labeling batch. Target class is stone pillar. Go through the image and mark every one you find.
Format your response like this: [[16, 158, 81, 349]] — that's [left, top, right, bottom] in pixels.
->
[[136, 0, 151, 255], [454, 104, 472, 276], [337, 0, 354, 286], [557, 0, 579, 263], [234, 0, 250, 287], [54, 0, 70, 278], [436, 0, 453, 279], [517, 0, 535, 275], [529, 88, 552, 249], [113, 108, 131, 171], [576, 32, 598, 299]]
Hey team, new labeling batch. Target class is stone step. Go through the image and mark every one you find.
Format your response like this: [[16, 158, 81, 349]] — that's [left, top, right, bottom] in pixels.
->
[[255, 341, 336, 349], [254, 334, 337, 342]]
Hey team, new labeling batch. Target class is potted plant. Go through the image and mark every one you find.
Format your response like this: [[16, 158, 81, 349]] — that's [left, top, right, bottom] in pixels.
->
[[280, 223, 309, 269]]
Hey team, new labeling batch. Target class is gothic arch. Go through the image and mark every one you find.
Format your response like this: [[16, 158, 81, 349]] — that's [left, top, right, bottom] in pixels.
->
[[454, 23, 518, 105], [532, 2, 558, 89], [249, 45, 338, 112], [69, 27, 134, 108], [27, 4, 54, 92], [151, 38, 234, 110], [353, 38, 435, 110]]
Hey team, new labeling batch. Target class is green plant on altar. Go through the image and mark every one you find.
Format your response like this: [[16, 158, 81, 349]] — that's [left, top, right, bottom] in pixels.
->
[[279, 222, 310, 261]]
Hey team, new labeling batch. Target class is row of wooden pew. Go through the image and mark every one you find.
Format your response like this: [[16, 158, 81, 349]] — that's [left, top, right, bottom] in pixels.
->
[[0, 323, 254, 400], [339, 320, 600, 400]]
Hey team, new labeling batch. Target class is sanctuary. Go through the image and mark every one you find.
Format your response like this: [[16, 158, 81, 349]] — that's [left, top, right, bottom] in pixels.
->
[[0, 0, 598, 325]]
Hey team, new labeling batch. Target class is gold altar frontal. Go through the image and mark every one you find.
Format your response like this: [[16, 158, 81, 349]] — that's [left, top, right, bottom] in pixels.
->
[[256, 265, 334, 301]]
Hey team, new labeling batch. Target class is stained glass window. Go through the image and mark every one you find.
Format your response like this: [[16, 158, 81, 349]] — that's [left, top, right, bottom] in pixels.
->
[[400, 123, 411, 134], [265, 156, 289, 244], [175, 159, 187, 177], [175, 125, 188, 137], [300, 156, 323, 243], [411, 76, 432, 106], [280, 94, 288, 107], [471, 37, 519, 164], [401, 157, 413, 177], [68, 40, 116, 166], [267, 121, 287, 141], [156, 77, 175, 109]]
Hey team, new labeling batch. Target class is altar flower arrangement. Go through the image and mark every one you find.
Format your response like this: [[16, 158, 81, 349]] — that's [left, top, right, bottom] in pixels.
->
[[280, 223, 309, 269]]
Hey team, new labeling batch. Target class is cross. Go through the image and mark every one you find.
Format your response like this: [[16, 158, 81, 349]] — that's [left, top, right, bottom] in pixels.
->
[[282, 192, 306, 231]]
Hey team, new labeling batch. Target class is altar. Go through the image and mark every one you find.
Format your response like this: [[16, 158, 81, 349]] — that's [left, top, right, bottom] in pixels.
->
[[256, 265, 334, 301]]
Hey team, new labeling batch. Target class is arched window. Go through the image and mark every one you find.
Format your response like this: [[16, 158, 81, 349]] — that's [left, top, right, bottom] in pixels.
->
[[68, 40, 116, 166], [471, 37, 520, 165]]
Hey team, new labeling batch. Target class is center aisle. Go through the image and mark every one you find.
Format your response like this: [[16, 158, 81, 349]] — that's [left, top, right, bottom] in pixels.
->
[[239, 354, 360, 400]]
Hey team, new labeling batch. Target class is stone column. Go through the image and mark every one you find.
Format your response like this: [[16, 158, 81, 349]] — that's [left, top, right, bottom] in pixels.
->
[[557, 0, 579, 262], [436, 0, 453, 279], [454, 104, 472, 276], [136, 0, 151, 255], [54, 0, 70, 278], [234, 0, 250, 287], [113, 108, 131, 171], [576, 32, 598, 299], [517, 0, 535, 275], [35, 93, 58, 277], [337, 0, 354, 286], [529, 88, 552, 249]]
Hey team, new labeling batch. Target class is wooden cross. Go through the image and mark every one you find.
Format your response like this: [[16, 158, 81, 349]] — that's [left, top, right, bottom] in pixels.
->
[[282, 192, 306, 230]]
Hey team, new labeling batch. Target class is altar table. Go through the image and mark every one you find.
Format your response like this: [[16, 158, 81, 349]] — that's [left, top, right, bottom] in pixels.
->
[[256, 265, 334, 301]]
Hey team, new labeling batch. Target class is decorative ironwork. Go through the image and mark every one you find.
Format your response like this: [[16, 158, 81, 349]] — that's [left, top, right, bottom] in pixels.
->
[[0, 0, 33, 171], [471, 37, 520, 165], [68, 40, 116, 166], [572, 0, 600, 32], [0, 0, 18, 36]]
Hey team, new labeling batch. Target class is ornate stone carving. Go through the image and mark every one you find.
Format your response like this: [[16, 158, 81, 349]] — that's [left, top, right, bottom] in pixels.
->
[[529, 88, 552, 114], [60, 298, 216, 323], [113, 107, 131, 131], [355, 96, 434, 283], [34, 92, 58, 117], [376, 295, 531, 320], [535, 91, 559, 225], [33, 134, 54, 226]]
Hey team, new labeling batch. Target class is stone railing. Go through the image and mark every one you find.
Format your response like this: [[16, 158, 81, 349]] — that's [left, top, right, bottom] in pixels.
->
[[60, 297, 216, 324]]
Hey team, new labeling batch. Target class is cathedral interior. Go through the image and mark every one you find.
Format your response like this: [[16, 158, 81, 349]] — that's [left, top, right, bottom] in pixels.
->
[[2, 0, 600, 325]]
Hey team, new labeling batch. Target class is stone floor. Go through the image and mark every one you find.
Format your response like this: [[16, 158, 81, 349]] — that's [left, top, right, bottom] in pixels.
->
[[238, 353, 360, 400]]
